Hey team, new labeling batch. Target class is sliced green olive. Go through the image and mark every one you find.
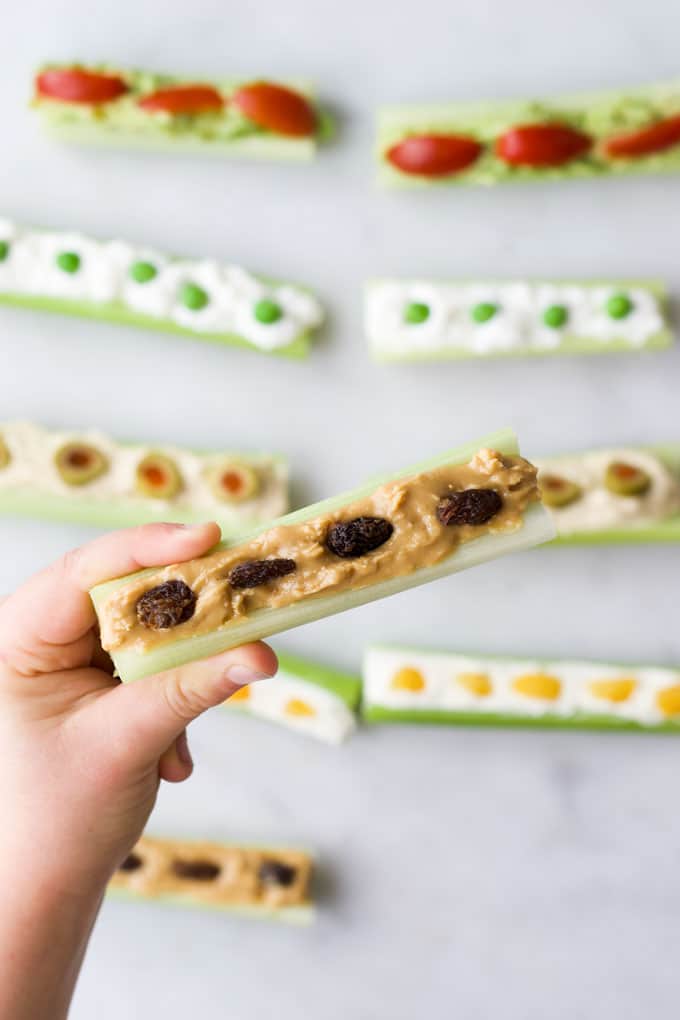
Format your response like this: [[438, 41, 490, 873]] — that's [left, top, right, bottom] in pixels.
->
[[206, 461, 259, 503], [604, 461, 651, 496], [135, 453, 183, 499], [129, 261, 157, 284], [471, 302, 498, 324], [0, 436, 10, 470], [543, 304, 568, 329], [540, 473, 582, 508], [56, 251, 81, 274], [254, 299, 283, 324], [0, 241, 9, 262], [54, 442, 108, 486], [404, 302, 430, 324], [606, 293, 633, 320], [181, 282, 209, 311]]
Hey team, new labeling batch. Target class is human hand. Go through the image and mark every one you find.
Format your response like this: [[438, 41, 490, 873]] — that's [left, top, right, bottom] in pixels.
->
[[0, 521, 277, 892]]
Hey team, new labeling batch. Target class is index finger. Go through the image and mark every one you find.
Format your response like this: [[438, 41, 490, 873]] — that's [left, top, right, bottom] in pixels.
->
[[0, 522, 221, 674]]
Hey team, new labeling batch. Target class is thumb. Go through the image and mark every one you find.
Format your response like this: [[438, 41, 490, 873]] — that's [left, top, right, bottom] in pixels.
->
[[107, 642, 278, 769]]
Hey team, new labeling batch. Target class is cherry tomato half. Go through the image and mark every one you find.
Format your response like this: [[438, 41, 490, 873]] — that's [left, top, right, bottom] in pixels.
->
[[231, 82, 316, 137], [386, 134, 482, 177], [603, 114, 680, 159], [36, 68, 128, 104], [495, 123, 592, 167], [138, 85, 224, 115]]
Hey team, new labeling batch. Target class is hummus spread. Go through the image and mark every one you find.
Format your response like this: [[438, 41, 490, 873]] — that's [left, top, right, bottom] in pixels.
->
[[110, 836, 312, 910], [99, 448, 539, 654]]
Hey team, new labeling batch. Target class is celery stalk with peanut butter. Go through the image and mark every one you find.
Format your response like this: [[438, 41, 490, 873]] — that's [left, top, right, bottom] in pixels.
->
[[91, 430, 555, 682]]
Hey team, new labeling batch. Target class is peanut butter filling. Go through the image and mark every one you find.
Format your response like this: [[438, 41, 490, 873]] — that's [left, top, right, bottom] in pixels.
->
[[110, 836, 312, 910], [99, 448, 539, 654]]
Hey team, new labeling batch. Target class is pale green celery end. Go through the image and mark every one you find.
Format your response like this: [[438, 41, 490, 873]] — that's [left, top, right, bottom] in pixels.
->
[[106, 888, 315, 923], [0, 487, 284, 535], [275, 651, 362, 707], [548, 442, 680, 545], [0, 293, 312, 359], [98, 502, 554, 682], [361, 705, 680, 734]]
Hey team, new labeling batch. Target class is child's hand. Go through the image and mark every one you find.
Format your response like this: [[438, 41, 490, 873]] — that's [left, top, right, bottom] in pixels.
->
[[0, 521, 277, 892]]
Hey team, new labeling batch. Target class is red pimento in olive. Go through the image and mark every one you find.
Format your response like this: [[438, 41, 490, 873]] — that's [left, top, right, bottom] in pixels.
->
[[602, 114, 680, 159], [36, 68, 128, 104], [386, 133, 482, 177], [135, 454, 183, 499], [231, 82, 316, 137], [495, 123, 592, 167], [206, 461, 260, 503], [138, 85, 224, 115]]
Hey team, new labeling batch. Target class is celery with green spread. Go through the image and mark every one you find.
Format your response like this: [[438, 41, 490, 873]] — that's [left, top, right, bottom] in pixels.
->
[[33, 64, 332, 160], [378, 80, 680, 187]]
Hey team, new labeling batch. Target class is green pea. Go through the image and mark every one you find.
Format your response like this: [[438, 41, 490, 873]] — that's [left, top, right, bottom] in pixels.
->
[[0, 241, 9, 262], [181, 282, 209, 311], [130, 261, 157, 284], [543, 304, 568, 329], [404, 302, 430, 324], [471, 302, 498, 324], [254, 299, 283, 324], [56, 251, 81, 274], [606, 293, 633, 320]]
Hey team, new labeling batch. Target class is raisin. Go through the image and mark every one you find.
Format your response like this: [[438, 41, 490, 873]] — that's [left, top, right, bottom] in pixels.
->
[[172, 859, 221, 882], [258, 859, 297, 887], [436, 489, 503, 527], [325, 517, 394, 558], [119, 852, 143, 873], [228, 558, 296, 589], [136, 579, 196, 630]]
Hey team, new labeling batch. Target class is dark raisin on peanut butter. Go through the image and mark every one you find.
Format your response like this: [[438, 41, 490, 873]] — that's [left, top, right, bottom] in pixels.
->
[[325, 516, 394, 558], [172, 859, 221, 882], [136, 580, 197, 630], [119, 853, 143, 873], [258, 859, 297, 887], [228, 558, 297, 589], [436, 489, 503, 527]]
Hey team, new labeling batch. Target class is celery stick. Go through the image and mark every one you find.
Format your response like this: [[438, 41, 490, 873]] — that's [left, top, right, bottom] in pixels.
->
[[378, 79, 680, 187], [366, 279, 672, 362], [546, 444, 680, 545], [91, 429, 555, 682], [223, 650, 361, 744], [362, 646, 680, 733]]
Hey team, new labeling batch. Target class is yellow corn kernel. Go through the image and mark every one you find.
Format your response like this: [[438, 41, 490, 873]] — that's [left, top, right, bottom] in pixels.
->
[[588, 678, 636, 703], [656, 685, 680, 718], [228, 685, 250, 703], [285, 698, 316, 718], [390, 667, 426, 692], [512, 673, 561, 701], [457, 672, 492, 697]]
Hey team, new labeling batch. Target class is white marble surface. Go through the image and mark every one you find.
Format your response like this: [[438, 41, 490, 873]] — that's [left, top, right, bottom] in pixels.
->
[[2, 0, 680, 1016]]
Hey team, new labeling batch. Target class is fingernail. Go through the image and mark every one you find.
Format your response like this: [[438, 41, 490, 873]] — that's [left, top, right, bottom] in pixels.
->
[[225, 665, 271, 687], [176, 730, 193, 767]]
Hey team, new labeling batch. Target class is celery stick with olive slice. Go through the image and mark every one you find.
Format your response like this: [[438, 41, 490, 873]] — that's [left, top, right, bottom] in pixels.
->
[[0, 421, 288, 535], [537, 444, 680, 543], [362, 647, 680, 732], [91, 429, 554, 683]]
